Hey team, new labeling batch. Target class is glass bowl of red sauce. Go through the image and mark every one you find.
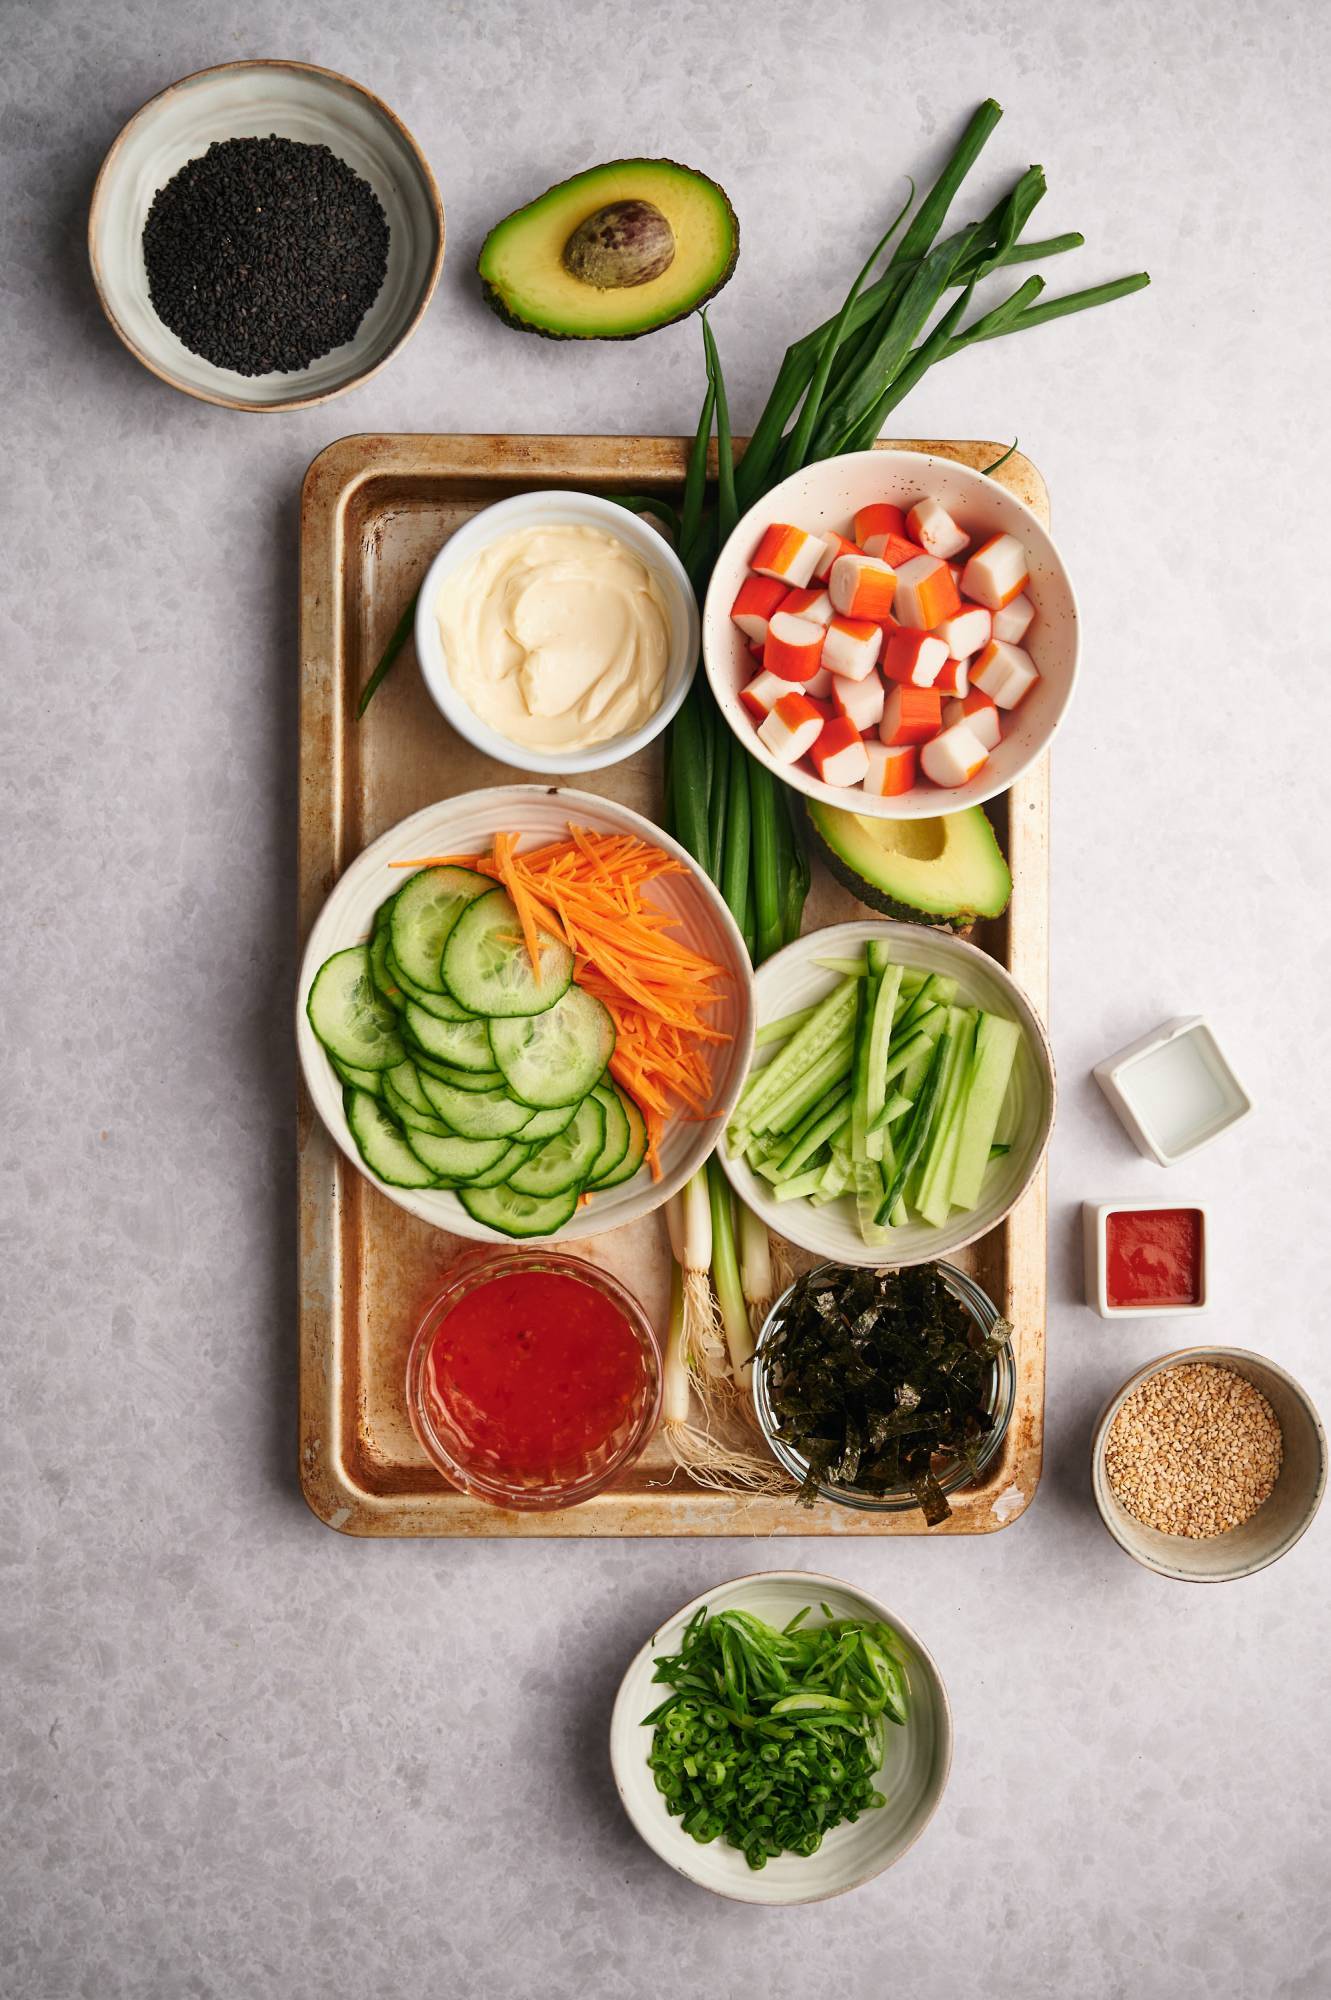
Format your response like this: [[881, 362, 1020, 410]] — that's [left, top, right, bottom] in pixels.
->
[[406, 1251, 662, 1510]]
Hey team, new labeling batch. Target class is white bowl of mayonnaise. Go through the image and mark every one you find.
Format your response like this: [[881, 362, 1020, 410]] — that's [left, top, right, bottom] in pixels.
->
[[414, 490, 699, 774]]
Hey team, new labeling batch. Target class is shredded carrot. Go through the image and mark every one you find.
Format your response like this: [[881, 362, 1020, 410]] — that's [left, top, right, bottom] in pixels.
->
[[390, 829, 732, 1180]]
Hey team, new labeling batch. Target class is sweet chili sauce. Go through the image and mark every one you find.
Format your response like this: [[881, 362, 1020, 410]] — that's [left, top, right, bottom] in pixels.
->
[[424, 1267, 648, 1479], [1105, 1208, 1203, 1309]]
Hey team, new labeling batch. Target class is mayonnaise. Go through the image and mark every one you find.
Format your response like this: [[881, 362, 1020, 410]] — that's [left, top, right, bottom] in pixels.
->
[[436, 525, 671, 752]]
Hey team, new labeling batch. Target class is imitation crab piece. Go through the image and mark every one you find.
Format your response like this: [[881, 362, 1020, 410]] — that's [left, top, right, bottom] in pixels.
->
[[961, 533, 1030, 611], [820, 615, 883, 683], [880, 684, 942, 747], [906, 497, 969, 561], [863, 739, 917, 797], [970, 638, 1040, 709], [751, 522, 823, 588], [810, 716, 872, 788], [932, 655, 970, 699], [853, 502, 906, 555], [933, 603, 991, 661], [920, 720, 990, 788], [739, 668, 794, 721], [777, 584, 834, 627], [883, 628, 948, 688], [812, 531, 860, 582], [944, 687, 1002, 750], [831, 670, 885, 733], [758, 689, 825, 764], [992, 591, 1036, 644], [730, 574, 787, 646], [891, 552, 962, 630], [764, 611, 826, 682], [829, 553, 898, 622], [804, 664, 834, 698]]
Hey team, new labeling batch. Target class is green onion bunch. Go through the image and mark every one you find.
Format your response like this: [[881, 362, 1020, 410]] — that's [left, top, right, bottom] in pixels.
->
[[644, 1603, 909, 1869]]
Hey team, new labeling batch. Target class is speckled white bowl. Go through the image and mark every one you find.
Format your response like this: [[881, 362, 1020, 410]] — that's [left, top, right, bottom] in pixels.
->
[[413, 490, 699, 775], [88, 60, 444, 411], [611, 1571, 952, 1904], [295, 787, 753, 1245], [702, 448, 1079, 818], [718, 920, 1055, 1268]]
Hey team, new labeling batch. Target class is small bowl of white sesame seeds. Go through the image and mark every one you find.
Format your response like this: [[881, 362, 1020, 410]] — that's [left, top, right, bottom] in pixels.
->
[[1091, 1347, 1326, 1582]]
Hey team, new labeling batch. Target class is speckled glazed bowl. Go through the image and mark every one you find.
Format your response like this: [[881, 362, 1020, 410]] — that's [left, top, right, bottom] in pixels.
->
[[702, 448, 1079, 818], [88, 59, 444, 410]]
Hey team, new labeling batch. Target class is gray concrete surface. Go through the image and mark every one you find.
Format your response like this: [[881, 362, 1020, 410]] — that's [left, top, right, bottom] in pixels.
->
[[4, 2, 1329, 1995]]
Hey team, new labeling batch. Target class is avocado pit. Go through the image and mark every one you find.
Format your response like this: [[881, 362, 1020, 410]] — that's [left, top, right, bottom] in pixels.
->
[[562, 200, 676, 290]]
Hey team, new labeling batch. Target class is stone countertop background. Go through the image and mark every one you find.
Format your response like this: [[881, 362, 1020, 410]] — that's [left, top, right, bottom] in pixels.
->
[[4, 2, 1330, 1995]]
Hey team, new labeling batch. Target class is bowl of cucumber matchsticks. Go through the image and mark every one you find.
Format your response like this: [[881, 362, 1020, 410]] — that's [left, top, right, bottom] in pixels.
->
[[718, 919, 1055, 1267]]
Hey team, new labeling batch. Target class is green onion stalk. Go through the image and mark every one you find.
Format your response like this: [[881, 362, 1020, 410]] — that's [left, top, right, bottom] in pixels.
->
[[661, 97, 1148, 1488]]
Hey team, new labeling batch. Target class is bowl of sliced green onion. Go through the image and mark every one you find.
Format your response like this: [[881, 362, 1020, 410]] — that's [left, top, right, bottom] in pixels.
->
[[610, 1571, 952, 1903]]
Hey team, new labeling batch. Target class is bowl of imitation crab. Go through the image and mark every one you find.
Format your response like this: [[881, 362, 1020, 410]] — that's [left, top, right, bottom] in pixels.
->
[[701, 448, 1079, 819], [296, 786, 753, 1245]]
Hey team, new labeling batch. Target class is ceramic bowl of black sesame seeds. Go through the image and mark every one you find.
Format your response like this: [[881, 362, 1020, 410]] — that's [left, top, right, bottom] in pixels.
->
[[88, 59, 444, 411]]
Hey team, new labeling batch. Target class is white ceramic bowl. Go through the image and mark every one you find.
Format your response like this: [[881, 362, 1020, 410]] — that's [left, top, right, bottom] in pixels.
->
[[88, 60, 444, 411], [718, 919, 1055, 1267], [413, 491, 700, 775], [702, 448, 1079, 818], [1091, 1347, 1327, 1582], [610, 1570, 952, 1904], [295, 786, 753, 1245]]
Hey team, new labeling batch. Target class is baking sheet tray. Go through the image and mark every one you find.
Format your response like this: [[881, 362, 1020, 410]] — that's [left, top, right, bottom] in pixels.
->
[[297, 433, 1050, 1536]]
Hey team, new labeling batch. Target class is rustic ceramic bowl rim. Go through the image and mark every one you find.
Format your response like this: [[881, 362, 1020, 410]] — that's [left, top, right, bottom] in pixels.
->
[[87, 57, 446, 413], [1090, 1344, 1328, 1581], [609, 1569, 953, 1904]]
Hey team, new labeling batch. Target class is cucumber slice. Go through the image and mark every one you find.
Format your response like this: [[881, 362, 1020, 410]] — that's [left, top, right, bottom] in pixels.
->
[[457, 1183, 580, 1239], [402, 1130, 512, 1181], [412, 1060, 505, 1093], [515, 1101, 580, 1142], [402, 1006, 495, 1072], [382, 1074, 452, 1137], [467, 1141, 533, 1189], [489, 986, 615, 1108], [331, 1056, 384, 1095], [508, 1097, 605, 1196], [589, 1085, 648, 1189], [443, 887, 574, 1018], [307, 947, 405, 1072], [390, 866, 493, 993], [344, 1086, 438, 1188], [417, 1072, 534, 1139], [385, 1061, 436, 1118], [587, 1084, 630, 1184], [369, 926, 404, 1009], [386, 947, 476, 1021]]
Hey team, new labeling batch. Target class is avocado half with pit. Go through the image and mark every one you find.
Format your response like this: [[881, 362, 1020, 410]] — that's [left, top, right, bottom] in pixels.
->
[[478, 159, 739, 340], [807, 801, 1012, 931]]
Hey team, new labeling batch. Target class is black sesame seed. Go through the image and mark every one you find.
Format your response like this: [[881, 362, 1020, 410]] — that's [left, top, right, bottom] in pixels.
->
[[142, 135, 390, 377]]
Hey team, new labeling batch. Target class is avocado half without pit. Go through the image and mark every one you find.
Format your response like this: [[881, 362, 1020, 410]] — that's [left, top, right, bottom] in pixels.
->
[[479, 158, 739, 339]]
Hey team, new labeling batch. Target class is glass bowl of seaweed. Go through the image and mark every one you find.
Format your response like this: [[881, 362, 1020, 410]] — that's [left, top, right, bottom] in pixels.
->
[[753, 1261, 1016, 1524]]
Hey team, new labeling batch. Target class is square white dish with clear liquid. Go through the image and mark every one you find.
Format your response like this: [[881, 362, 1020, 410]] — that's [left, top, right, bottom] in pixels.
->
[[1093, 1016, 1252, 1166]]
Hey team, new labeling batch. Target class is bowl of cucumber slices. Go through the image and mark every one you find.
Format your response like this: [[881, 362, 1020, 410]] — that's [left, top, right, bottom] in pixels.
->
[[297, 787, 753, 1244]]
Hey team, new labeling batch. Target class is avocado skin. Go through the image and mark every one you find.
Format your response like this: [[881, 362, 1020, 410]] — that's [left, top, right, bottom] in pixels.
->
[[478, 158, 739, 341], [807, 802, 1012, 932]]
